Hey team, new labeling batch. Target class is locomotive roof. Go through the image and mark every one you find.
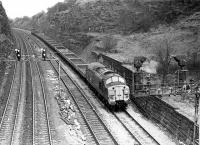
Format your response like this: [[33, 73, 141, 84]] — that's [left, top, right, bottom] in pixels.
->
[[88, 62, 105, 70], [88, 62, 121, 78]]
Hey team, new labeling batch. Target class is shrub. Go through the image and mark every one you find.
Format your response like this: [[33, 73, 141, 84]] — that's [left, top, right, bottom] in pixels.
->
[[102, 35, 117, 52], [152, 33, 176, 83]]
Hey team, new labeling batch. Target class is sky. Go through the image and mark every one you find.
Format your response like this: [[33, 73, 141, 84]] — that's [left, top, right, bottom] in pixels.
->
[[1, 0, 64, 19]]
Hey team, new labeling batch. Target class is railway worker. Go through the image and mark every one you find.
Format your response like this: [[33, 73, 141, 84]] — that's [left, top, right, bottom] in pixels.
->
[[146, 79, 151, 95], [186, 84, 190, 93], [14, 49, 18, 53], [189, 79, 195, 92], [42, 48, 46, 60], [15, 49, 21, 61], [196, 81, 200, 94], [169, 86, 173, 94], [183, 82, 190, 93], [15, 49, 20, 54], [157, 88, 162, 95]]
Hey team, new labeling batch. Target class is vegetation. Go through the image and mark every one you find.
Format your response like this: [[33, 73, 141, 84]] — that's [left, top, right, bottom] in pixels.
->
[[102, 35, 117, 52], [12, 0, 200, 82], [151, 33, 176, 84], [0, 2, 15, 88], [12, 0, 200, 33], [0, 2, 14, 58]]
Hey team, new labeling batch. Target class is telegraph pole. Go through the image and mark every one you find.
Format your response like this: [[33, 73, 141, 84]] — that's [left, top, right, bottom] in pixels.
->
[[42, 54, 62, 98], [58, 60, 61, 97], [194, 86, 199, 145]]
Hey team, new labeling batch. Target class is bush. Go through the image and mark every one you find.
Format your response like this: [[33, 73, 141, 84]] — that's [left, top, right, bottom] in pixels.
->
[[102, 35, 117, 52], [152, 33, 176, 83]]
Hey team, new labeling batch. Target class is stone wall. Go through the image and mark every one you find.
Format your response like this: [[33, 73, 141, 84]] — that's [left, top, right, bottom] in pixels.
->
[[133, 95, 199, 145]]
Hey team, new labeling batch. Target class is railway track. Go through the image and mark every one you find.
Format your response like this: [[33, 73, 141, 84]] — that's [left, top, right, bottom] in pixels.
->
[[25, 33, 120, 145], [13, 32, 34, 144], [27, 32, 160, 145], [23, 34, 53, 145], [49, 59, 118, 145], [23, 31, 163, 145], [0, 34, 24, 144], [0, 62, 23, 145], [0, 30, 53, 144], [24, 34, 103, 144], [113, 110, 160, 145]]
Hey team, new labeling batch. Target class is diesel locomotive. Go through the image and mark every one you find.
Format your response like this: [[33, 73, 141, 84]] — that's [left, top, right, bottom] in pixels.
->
[[86, 62, 130, 106]]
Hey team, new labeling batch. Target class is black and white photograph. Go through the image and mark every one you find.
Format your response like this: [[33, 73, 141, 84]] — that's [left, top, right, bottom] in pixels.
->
[[0, 0, 199, 144]]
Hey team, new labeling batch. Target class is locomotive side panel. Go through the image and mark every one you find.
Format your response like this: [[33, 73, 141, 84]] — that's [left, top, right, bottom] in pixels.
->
[[98, 54, 134, 95], [87, 62, 130, 106], [86, 68, 108, 101]]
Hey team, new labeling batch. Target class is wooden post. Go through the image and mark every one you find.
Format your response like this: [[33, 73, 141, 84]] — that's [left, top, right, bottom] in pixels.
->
[[58, 61, 61, 97], [178, 70, 180, 86], [193, 91, 199, 145], [132, 72, 134, 96], [198, 92, 199, 145]]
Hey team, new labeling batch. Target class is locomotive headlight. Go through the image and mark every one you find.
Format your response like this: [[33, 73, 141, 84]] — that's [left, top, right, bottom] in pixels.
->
[[124, 88, 129, 101], [109, 89, 115, 100], [109, 95, 114, 100], [124, 89, 129, 94], [109, 89, 115, 95]]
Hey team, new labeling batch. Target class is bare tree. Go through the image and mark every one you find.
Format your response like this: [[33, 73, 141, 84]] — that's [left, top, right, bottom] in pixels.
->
[[152, 33, 176, 84], [102, 35, 117, 52]]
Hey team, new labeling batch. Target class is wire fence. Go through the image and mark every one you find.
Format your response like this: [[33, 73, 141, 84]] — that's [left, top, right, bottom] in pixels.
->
[[134, 82, 198, 97], [133, 69, 200, 97]]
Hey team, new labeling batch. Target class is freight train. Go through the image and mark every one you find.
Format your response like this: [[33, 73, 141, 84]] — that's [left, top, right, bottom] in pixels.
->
[[31, 32, 130, 107]]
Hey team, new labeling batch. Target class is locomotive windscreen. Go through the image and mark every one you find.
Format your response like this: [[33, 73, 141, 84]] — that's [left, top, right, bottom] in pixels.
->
[[105, 76, 125, 85]]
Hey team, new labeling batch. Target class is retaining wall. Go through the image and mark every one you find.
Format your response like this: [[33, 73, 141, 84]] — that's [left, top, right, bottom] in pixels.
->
[[133, 96, 199, 145]]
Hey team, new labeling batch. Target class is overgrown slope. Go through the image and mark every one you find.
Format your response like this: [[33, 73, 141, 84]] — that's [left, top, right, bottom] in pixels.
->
[[0, 1, 14, 58], [12, 0, 200, 80], [0, 1, 15, 87], [13, 0, 200, 34]]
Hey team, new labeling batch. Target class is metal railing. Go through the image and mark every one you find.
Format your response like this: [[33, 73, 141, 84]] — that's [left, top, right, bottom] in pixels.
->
[[133, 82, 198, 96]]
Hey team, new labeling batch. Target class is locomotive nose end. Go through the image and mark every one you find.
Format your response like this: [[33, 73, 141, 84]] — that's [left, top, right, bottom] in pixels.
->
[[108, 85, 130, 105]]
